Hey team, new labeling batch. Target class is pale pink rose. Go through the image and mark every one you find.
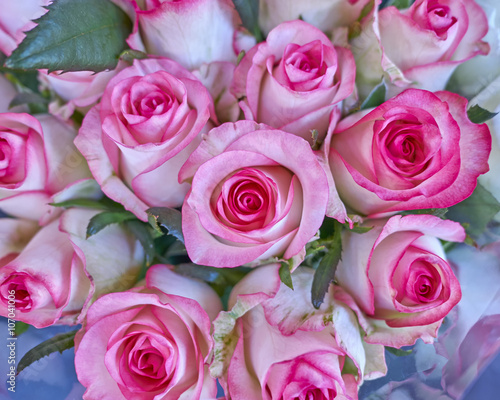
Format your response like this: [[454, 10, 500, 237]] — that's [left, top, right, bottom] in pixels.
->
[[211, 264, 387, 399], [39, 66, 122, 120], [0, 0, 50, 56], [353, 0, 490, 94], [179, 121, 343, 268], [335, 214, 465, 348], [127, 0, 239, 70], [0, 113, 91, 220], [75, 265, 222, 400], [0, 208, 143, 328], [75, 58, 214, 221], [259, 0, 372, 35], [232, 20, 356, 142], [329, 89, 491, 215]]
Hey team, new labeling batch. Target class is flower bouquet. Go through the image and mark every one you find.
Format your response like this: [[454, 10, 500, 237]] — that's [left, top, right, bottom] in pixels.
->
[[0, 0, 499, 399]]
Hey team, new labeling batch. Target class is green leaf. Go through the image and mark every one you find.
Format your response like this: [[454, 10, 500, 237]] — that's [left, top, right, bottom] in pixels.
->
[[232, 0, 264, 42], [467, 104, 498, 124], [386, 346, 413, 356], [360, 80, 386, 110], [446, 184, 500, 239], [236, 50, 246, 66], [50, 198, 105, 210], [279, 262, 294, 290], [5, 0, 132, 73], [119, 49, 148, 64], [146, 207, 184, 243], [380, 0, 414, 10], [17, 330, 77, 375], [349, 225, 374, 234], [311, 220, 342, 309], [124, 220, 156, 267], [86, 211, 136, 238], [14, 322, 30, 337], [399, 208, 448, 219]]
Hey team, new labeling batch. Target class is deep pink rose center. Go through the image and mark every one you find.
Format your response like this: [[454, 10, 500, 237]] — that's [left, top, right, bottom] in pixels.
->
[[214, 168, 278, 232], [375, 110, 442, 180]]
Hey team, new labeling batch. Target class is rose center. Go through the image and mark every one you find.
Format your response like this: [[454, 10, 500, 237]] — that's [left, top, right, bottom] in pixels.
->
[[214, 167, 278, 231], [427, 2, 457, 36]]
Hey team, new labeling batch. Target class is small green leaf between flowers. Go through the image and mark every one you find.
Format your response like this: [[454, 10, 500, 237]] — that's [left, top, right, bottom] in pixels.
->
[[86, 211, 136, 238], [380, 0, 414, 10], [119, 49, 148, 64], [50, 198, 106, 210], [311, 220, 343, 309], [124, 220, 156, 267], [17, 330, 77, 375], [232, 0, 264, 42], [5, 0, 132, 73], [399, 208, 448, 219], [279, 262, 294, 290], [386, 346, 413, 356], [236, 50, 246, 65], [467, 104, 498, 124], [360, 80, 386, 110], [146, 207, 184, 243], [350, 225, 374, 234], [14, 322, 30, 336]]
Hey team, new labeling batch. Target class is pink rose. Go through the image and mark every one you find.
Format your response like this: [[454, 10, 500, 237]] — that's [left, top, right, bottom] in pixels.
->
[[353, 0, 490, 94], [329, 89, 491, 215], [179, 121, 341, 268], [0, 0, 50, 56], [0, 208, 143, 328], [75, 265, 222, 400], [127, 0, 239, 70], [232, 20, 356, 142], [335, 214, 465, 347], [0, 113, 91, 220], [75, 58, 214, 221], [211, 264, 387, 399], [259, 0, 372, 34]]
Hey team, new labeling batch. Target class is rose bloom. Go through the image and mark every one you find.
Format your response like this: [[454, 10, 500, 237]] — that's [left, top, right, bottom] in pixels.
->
[[127, 0, 239, 70], [329, 89, 491, 215], [179, 121, 336, 268], [259, 0, 372, 35], [0, 0, 50, 56], [232, 20, 356, 142], [211, 264, 387, 400], [0, 208, 143, 328], [354, 0, 490, 94], [75, 265, 222, 400], [335, 214, 465, 347], [75, 58, 214, 221], [0, 113, 91, 220]]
